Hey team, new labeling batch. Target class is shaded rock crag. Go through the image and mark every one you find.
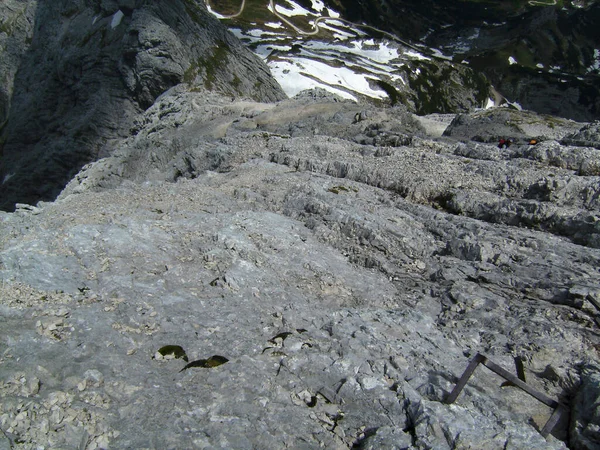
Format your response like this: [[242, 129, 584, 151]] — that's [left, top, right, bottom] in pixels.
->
[[0, 0, 285, 211]]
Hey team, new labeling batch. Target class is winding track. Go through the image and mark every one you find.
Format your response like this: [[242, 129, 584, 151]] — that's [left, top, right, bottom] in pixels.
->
[[205, 0, 246, 19], [528, 0, 557, 5], [204, 0, 423, 53]]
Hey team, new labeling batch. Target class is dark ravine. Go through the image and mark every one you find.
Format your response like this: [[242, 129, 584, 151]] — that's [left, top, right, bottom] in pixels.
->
[[0, 0, 285, 212]]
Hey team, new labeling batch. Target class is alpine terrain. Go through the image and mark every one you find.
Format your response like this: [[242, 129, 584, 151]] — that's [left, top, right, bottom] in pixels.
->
[[0, 0, 599, 449]]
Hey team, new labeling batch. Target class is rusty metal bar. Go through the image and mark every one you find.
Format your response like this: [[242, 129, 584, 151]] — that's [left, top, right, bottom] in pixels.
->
[[540, 403, 568, 438], [501, 356, 526, 388], [515, 356, 526, 382], [586, 296, 600, 327], [587, 295, 600, 312], [445, 353, 486, 404], [446, 353, 568, 438], [481, 358, 558, 408]]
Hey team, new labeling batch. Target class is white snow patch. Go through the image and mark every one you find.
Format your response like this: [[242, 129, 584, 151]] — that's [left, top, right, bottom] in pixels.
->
[[296, 40, 404, 81], [269, 57, 388, 101], [265, 22, 284, 29], [229, 28, 263, 44], [405, 50, 430, 61], [275, 1, 312, 17], [485, 97, 496, 109], [350, 41, 399, 63], [205, 4, 226, 19], [587, 49, 600, 73], [2, 173, 14, 185], [310, 0, 325, 12], [92, 15, 99, 25], [254, 44, 293, 59], [110, 10, 124, 29], [299, 40, 400, 62], [327, 8, 340, 18], [246, 29, 284, 38], [508, 101, 522, 110], [536, 63, 544, 68], [269, 59, 357, 101], [316, 23, 356, 39], [429, 48, 452, 60], [508, 56, 517, 65]]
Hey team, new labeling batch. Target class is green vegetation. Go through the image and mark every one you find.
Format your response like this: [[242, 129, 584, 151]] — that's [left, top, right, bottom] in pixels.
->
[[0, 7, 26, 36], [184, 40, 232, 91], [204, 41, 230, 90], [183, 59, 199, 84], [328, 185, 358, 194], [232, 75, 242, 91]]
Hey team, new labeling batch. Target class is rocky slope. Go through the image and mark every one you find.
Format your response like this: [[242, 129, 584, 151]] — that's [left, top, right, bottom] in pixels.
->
[[0, 0, 285, 211], [1, 86, 599, 449]]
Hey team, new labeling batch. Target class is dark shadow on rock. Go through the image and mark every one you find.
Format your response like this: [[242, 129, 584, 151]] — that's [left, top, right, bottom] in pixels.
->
[[0, 0, 285, 212]]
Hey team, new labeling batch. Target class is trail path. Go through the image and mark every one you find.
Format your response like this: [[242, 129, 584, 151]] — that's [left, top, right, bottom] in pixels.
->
[[205, 0, 246, 18], [205, 0, 424, 53], [528, 0, 557, 5]]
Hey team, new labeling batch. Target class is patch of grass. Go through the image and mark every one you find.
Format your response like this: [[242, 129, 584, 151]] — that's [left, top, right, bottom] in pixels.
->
[[183, 0, 205, 25], [232, 74, 242, 92], [204, 41, 230, 90], [328, 185, 358, 194], [184, 40, 234, 91]]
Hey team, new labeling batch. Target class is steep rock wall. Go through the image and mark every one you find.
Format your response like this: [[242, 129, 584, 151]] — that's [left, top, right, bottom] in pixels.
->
[[0, 0, 285, 211]]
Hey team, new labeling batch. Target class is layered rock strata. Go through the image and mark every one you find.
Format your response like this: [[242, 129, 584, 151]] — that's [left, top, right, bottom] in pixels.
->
[[1, 88, 598, 449]]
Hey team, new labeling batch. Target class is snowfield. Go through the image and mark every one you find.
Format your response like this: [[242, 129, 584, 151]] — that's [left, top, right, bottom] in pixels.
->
[[224, 0, 435, 103]]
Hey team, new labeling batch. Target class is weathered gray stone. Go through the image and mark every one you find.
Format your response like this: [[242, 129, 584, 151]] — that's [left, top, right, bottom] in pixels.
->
[[570, 365, 600, 450], [0, 90, 598, 448], [562, 121, 600, 151]]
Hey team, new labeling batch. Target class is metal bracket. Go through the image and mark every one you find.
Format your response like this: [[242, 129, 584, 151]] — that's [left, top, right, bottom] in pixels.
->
[[446, 353, 568, 438]]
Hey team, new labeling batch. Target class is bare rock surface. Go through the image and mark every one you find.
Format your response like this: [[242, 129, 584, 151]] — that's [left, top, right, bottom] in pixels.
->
[[1, 89, 599, 449], [562, 121, 600, 151]]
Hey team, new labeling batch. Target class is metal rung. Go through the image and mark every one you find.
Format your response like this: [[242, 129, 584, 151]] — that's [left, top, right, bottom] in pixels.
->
[[446, 353, 568, 438]]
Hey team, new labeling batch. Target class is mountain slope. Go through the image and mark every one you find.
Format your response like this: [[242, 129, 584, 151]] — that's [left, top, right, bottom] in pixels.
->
[[1, 87, 599, 449], [322, 0, 600, 120], [0, 0, 285, 212]]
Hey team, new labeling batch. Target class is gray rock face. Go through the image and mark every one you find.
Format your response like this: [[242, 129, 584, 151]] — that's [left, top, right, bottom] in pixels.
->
[[0, 89, 598, 448], [0, 0, 285, 211], [570, 365, 600, 450], [562, 121, 600, 150], [0, 0, 37, 129], [443, 108, 583, 143]]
